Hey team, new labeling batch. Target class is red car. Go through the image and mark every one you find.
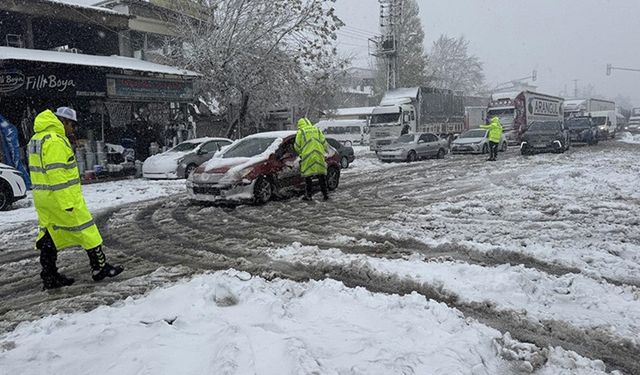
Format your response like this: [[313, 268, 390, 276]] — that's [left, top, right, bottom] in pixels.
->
[[187, 131, 341, 204]]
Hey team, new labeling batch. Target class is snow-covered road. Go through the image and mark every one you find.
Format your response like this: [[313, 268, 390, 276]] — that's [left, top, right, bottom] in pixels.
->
[[1, 140, 639, 374]]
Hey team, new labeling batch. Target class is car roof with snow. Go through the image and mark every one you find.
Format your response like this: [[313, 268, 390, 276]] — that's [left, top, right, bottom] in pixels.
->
[[244, 131, 297, 139], [182, 137, 231, 144]]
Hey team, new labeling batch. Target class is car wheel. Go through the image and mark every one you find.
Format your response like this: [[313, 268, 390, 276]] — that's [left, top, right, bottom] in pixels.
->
[[436, 148, 445, 159], [253, 176, 273, 204], [501, 142, 508, 152], [0, 185, 10, 211], [326, 166, 340, 191], [407, 151, 417, 162], [340, 156, 349, 169], [184, 164, 197, 179], [482, 144, 489, 154]]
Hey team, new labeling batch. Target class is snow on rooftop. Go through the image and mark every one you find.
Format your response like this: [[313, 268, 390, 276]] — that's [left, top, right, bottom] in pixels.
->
[[490, 91, 520, 101], [0, 47, 199, 77], [43, 0, 126, 15], [330, 107, 375, 117], [380, 87, 420, 106]]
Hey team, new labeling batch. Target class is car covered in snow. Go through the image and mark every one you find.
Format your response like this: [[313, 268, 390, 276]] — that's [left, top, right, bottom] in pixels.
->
[[326, 137, 355, 169], [187, 131, 341, 204], [142, 137, 233, 179], [451, 128, 507, 154], [520, 121, 570, 155], [377, 133, 448, 162], [0, 163, 27, 211], [564, 116, 599, 145]]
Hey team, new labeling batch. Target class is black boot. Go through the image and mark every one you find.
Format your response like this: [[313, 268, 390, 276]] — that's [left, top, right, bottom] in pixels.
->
[[87, 246, 123, 281], [39, 248, 74, 290]]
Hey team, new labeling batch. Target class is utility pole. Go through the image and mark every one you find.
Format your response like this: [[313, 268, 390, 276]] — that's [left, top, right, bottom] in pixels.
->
[[369, 0, 403, 90]]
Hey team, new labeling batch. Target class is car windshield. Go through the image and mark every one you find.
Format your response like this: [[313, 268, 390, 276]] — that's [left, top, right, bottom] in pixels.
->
[[565, 119, 591, 129], [394, 134, 415, 143], [529, 122, 560, 131], [460, 129, 487, 138], [222, 137, 276, 158], [371, 113, 401, 124], [592, 117, 607, 126], [170, 141, 200, 152]]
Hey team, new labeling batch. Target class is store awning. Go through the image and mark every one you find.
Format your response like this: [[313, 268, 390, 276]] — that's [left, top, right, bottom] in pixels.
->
[[0, 47, 199, 77]]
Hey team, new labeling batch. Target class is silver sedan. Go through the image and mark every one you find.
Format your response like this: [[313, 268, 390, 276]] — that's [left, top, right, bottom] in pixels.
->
[[377, 133, 449, 162]]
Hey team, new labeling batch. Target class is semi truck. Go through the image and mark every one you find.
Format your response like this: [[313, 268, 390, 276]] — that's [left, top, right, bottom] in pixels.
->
[[487, 91, 564, 144], [369, 87, 464, 151], [563, 98, 615, 118]]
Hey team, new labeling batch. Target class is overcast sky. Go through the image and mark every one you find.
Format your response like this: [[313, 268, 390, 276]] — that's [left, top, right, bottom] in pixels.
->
[[334, 0, 640, 106], [72, 0, 640, 106]]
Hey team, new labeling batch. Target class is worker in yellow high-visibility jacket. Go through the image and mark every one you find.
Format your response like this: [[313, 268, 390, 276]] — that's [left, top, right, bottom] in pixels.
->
[[28, 107, 123, 289], [294, 117, 329, 201]]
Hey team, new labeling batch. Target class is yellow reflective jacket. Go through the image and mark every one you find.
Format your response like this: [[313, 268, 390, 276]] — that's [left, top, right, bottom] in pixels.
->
[[28, 110, 102, 250], [294, 118, 327, 177], [480, 117, 503, 143]]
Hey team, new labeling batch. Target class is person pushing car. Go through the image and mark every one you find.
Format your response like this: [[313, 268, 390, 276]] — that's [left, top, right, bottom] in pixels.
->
[[294, 117, 329, 201], [28, 107, 123, 290]]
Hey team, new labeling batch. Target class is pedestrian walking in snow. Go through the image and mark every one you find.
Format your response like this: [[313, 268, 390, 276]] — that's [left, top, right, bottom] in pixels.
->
[[294, 117, 329, 201], [28, 107, 123, 290], [480, 117, 503, 161]]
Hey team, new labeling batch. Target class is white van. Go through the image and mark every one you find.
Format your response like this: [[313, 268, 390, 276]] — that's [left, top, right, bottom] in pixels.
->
[[589, 110, 617, 139], [316, 119, 369, 146]]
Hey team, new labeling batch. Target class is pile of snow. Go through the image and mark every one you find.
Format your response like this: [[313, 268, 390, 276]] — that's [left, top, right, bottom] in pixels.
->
[[0, 270, 617, 375], [617, 132, 640, 144], [1, 179, 185, 231]]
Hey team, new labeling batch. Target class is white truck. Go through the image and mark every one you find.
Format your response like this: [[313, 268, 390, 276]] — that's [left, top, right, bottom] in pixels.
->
[[369, 87, 464, 151], [487, 91, 564, 144], [628, 108, 640, 133], [563, 98, 615, 119]]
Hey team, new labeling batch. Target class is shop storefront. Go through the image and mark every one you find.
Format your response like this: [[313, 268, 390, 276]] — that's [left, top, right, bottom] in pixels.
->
[[0, 47, 199, 177]]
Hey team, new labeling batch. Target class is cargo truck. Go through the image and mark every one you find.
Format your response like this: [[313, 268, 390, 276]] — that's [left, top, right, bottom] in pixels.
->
[[563, 98, 615, 118], [487, 91, 564, 144], [369, 87, 464, 151]]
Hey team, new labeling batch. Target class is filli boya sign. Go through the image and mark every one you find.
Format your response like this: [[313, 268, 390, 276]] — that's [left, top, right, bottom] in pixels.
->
[[527, 97, 561, 117], [0, 66, 106, 98]]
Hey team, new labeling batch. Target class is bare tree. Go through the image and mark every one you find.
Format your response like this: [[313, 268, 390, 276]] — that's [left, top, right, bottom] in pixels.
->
[[170, 0, 343, 136], [426, 35, 485, 95]]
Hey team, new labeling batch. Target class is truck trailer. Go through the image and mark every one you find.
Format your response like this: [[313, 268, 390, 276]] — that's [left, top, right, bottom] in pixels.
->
[[487, 91, 564, 144], [563, 98, 615, 118], [369, 87, 464, 151]]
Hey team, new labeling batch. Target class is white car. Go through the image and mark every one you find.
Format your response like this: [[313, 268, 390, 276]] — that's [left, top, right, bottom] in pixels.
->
[[0, 163, 27, 210], [143, 137, 233, 179], [451, 129, 508, 154]]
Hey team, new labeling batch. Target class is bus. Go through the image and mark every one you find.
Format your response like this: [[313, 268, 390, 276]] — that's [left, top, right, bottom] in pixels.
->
[[315, 119, 369, 146]]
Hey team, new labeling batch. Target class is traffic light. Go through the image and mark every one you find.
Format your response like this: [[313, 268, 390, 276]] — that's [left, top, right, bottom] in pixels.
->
[[606, 64, 612, 76]]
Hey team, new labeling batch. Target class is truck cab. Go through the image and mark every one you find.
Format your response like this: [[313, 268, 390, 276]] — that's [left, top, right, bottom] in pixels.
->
[[369, 104, 416, 151]]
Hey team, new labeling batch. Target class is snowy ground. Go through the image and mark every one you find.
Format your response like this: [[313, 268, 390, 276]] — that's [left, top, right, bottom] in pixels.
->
[[1, 140, 639, 374]]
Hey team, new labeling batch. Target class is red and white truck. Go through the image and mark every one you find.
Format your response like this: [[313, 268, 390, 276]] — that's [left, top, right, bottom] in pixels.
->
[[487, 91, 564, 144]]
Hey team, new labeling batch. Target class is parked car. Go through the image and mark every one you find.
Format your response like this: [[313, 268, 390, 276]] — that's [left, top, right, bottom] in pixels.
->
[[451, 128, 508, 154], [627, 117, 640, 133], [143, 137, 233, 179], [187, 131, 341, 204], [565, 116, 599, 145], [377, 133, 448, 162], [521, 121, 570, 155], [0, 163, 27, 211], [326, 137, 355, 169]]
